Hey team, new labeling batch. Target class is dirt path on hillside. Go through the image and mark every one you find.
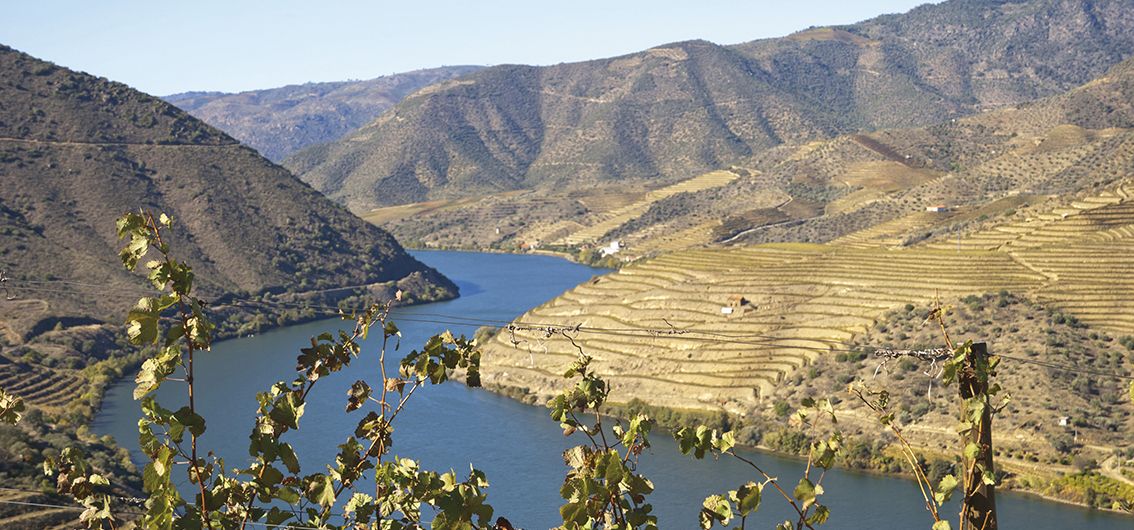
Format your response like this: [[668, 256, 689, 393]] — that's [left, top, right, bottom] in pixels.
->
[[1100, 455, 1134, 487], [0, 136, 237, 147]]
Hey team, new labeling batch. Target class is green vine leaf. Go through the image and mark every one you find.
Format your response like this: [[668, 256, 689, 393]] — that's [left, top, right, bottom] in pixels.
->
[[699, 494, 732, 529], [268, 391, 305, 430], [306, 474, 336, 508], [133, 346, 180, 400], [734, 481, 761, 516], [934, 474, 958, 505], [807, 504, 831, 525], [346, 380, 371, 412], [981, 468, 997, 486], [173, 406, 207, 437], [793, 477, 817, 506]]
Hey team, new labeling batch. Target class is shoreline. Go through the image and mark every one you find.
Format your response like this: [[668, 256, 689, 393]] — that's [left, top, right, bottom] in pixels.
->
[[483, 381, 1134, 517], [407, 244, 622, 269], [77, 248, 1133, 520], [71, 276, 462, 429]]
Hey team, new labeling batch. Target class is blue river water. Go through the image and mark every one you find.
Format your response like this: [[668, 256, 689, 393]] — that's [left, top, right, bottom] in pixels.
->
[[92, 250, 1132, 529]]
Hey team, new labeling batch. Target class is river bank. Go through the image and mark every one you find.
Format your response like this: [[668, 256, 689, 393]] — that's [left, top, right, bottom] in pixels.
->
[[90, 251, 1133, 528], [483, 372, 1134, 516], [407, 242, 625, 268]]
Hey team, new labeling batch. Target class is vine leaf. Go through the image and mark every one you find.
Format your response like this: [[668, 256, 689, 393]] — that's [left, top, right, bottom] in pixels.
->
[[807, 504, 831, 525], [793, 477, 820, 508], [934, 474, 958, 505], [699, 494, 732, 529], [173, 406, 207, 437], [0, 388, 26, 425], [346, 380, 371, 412], [734, 481, 761, 516], [133, 346, 180, 400]]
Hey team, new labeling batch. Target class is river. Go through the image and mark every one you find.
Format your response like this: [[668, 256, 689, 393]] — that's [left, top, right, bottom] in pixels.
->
[[92, 251, 1130, 529]]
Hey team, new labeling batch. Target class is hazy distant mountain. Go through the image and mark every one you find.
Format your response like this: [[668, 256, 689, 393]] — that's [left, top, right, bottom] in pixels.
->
[[285, 0, 1134, 211], [164, 65, 483, 162], [0, 44, 456, 341]]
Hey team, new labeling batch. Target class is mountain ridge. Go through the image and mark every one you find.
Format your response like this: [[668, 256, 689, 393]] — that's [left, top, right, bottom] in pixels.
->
[[163, 65, 483, 162], [285, 0, 1134, 211], [0, 43, 457, 346], [362, 50, 1134, 266]]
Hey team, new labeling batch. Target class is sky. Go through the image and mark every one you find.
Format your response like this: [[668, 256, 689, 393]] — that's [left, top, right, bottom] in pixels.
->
[[1, 1, 937, 96]]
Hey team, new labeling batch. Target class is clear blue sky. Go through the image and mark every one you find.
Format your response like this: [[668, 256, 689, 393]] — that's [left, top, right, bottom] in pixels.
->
[[1, 1, 937, 96]]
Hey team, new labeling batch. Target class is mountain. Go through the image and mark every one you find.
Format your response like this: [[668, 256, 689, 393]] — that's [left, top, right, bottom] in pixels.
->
[[285, 0, 1134, 211], [163, 65, 482, 162], [0, 44, 457, 349], [584, 52, 1134, 254], [473, 52, 1134, 409], [0, 45, 464, 518], [362, 51, 1134, 260], [472, 57, 1134, 506]]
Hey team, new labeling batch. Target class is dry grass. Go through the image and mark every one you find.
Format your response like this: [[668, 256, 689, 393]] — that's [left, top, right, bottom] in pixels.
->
[[555, 170, 740, 246], [361, 192, 525, 225], [481, 179, 1134, 416], [842, 161, 941, 191]]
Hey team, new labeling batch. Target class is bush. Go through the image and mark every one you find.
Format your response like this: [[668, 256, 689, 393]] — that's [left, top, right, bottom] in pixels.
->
[[773, 400, 792, 418]]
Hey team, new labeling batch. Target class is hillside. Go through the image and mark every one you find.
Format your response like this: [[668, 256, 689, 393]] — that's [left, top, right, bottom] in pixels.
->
[[466, 52, 1134, 506], [0, 43, 458, 416], [286, 0, 1134, 211], [477, 180, 1134, 504], [164, 65, 482, 162], [374, 50, 1134, 257]]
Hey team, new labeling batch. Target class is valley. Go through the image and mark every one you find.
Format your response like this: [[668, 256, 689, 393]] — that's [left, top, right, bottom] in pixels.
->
[[2, 0, 1134, 525], [476, 177, 1134, 507]]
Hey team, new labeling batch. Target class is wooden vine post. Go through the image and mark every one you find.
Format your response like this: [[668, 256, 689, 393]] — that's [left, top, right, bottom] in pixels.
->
[[958, 342, 997, 530]]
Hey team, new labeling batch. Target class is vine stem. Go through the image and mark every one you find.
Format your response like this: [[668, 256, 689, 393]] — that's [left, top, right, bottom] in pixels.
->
[[933, 294, 955, 351], [959, 375, 992, 528], [851, 388, 942, 523], [377, 311, 390, 505], [146, 211, 212, 530], [319, 380, 422, 521], [725, 450, 816, 530], [593, 409, 629, 524]]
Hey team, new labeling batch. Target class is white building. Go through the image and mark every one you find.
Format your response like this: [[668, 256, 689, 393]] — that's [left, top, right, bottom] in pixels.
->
[[600, 240, 622, 256]]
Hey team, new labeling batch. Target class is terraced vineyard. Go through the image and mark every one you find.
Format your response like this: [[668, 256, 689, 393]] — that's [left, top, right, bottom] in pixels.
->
[[829, 211, 946, 249], [554, 170, 740, 246], [0, 488, 78, 530], [480, 179, 1134, 412], [0, 355, 86, 410], [630, 220, 725, 255]]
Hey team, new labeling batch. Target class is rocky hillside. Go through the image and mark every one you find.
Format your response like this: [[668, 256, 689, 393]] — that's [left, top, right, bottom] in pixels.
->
[[286, 0, 1134, 211], [0, 44, 457, 346], [358, 51, 1134, 260], [165, 65, 482, 162]]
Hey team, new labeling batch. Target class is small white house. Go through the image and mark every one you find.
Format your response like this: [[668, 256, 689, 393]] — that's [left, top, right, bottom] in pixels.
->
[[1058, 416, 1071, 427], [600, 240, 622, 256], [720, 306, 734, 315], [926, 205, 950, 213]]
